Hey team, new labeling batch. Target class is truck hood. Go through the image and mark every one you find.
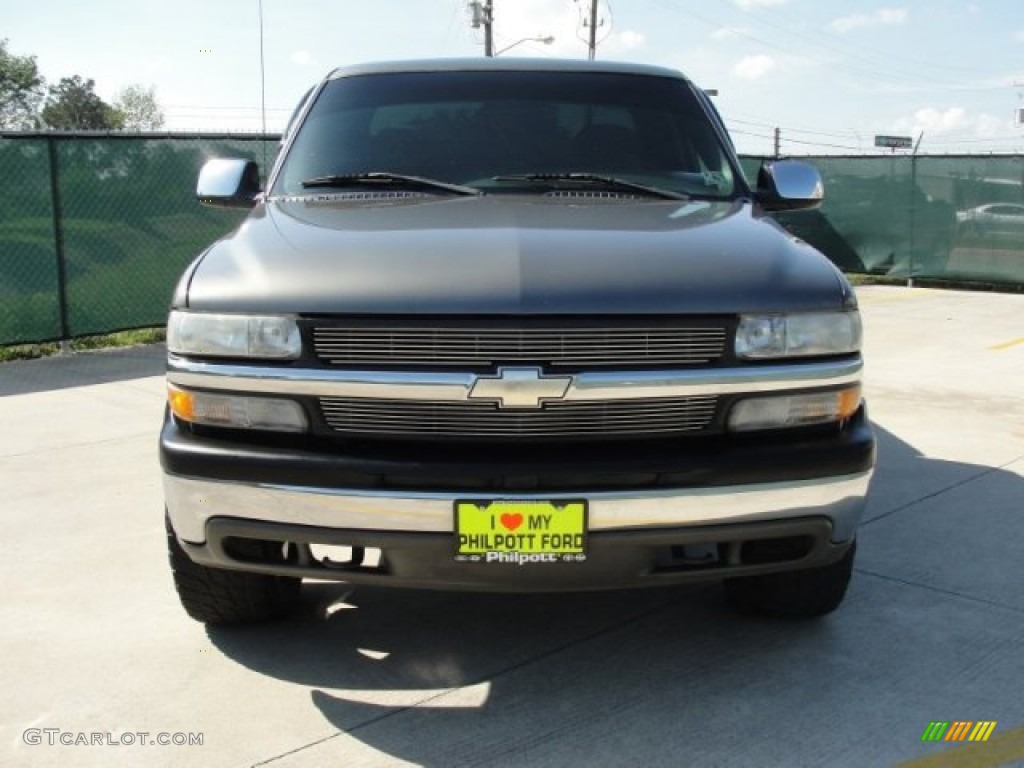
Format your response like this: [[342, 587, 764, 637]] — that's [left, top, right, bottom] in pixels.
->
[[181, 195, 851, 314]]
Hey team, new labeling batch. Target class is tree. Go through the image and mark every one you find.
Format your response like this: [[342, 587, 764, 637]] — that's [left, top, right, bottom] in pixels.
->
[[41, 76, 124, 130], [113, 84, 165, 130], [0, 39, 46, 129]]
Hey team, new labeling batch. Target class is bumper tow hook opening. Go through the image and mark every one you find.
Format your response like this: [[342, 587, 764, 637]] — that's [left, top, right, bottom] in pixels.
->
[[311, 544, 367, 570]]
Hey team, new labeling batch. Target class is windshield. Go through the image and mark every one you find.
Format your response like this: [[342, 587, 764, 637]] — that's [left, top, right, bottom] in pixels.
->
[[273, 70, 739, 199]]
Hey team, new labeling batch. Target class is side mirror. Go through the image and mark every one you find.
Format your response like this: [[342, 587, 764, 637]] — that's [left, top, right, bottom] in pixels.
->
[[756, 160, 823, 212], [196, 158, 261, 208]]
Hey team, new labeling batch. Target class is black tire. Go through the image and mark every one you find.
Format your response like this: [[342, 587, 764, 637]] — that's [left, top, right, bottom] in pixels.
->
[[723, 541, 856, 619], [166, 516, 301, 626]]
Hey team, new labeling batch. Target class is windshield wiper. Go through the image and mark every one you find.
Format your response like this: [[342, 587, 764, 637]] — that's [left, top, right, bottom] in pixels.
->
[[301, 172, 481, 196], [492, 173, 688, 201]]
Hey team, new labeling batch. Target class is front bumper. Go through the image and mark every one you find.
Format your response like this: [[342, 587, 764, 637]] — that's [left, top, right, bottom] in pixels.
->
[[176, 516, 856, 592], [165, 470, 871, 542], [162, 407, 873, 591]]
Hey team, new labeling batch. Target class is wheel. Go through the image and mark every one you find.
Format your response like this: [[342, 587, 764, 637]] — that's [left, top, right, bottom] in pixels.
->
[[723, 541, 856, 619], [166, 515, 301, 625]]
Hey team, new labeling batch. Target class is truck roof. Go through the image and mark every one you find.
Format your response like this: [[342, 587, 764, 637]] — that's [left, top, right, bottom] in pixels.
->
[[327, 57, 689, 82]]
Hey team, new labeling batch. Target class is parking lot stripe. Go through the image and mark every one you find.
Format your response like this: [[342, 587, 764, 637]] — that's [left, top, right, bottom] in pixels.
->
[[988, 337, 1024, 351], [899, 724, 1024, 768]]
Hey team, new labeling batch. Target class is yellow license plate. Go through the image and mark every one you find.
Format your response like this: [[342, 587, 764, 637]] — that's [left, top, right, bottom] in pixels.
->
[[454, 500, 588, 564]]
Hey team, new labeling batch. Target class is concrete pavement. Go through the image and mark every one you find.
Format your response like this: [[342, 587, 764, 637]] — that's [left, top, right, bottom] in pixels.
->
[[1, 285, 1022, 767]]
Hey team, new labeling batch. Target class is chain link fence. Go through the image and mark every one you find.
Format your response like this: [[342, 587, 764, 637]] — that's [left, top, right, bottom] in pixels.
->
[[744, 154, 1024, 284], [2, 135, 1023, 346], [1, 138, 60, 344], [0, 133, 277, 345]]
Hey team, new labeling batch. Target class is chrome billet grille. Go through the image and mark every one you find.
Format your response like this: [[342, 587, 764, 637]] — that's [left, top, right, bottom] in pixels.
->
[[544, 190, 640, 200], [319, 396, 719, 438], [312, 326, 727, 368]]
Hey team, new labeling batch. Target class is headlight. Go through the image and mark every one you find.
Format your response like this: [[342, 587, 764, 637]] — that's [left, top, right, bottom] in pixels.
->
[[736, 311, 861, 359], [728, 386, 861, 432], [168, 384, 308, 432], [167, 311, 301, 359]]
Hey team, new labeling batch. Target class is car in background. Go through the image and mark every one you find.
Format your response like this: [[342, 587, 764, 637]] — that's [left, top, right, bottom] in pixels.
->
[[956, 203, 1024, 241]]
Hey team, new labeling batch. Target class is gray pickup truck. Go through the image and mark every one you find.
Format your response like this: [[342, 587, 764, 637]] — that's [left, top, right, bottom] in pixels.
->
[[161, 58, 874, 625]]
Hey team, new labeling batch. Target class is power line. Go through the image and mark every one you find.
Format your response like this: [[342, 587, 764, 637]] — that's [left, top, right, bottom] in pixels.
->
[[730, 126, 861, 153], [782, 136, 863, 152], [927, 135, 1024, 145], [725, 115, 864, 143], [647, 0, 985, 92], [730, 127, 774, 139], [753, 3, 995, 77]]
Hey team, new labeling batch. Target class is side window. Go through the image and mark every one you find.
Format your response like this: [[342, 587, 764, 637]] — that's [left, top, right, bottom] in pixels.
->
[[991, 205, 1024, 217], [687, 121, 734, 189]]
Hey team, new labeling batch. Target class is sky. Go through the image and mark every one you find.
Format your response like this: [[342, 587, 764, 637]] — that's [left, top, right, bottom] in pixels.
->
[[4, 0, 1024, 156]]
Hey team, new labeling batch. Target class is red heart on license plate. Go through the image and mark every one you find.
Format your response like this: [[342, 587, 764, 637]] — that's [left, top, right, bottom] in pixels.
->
[[500, 513, 524, 531]]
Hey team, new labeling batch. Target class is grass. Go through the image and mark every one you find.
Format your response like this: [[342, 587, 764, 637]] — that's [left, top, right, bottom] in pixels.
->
[[846, 272, 1024, 293], [846, 273, 906, 287], [0, 327, 165, 363]]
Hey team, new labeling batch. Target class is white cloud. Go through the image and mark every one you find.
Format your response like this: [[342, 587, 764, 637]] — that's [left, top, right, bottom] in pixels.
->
[[613, 30, 646, 51], [879, 8, 908, 24], [711, 27, 749, 42], [891, 107, 1008, 138], [732, 0, 788, 9], [734, 54, 777, 80], [976, 113, 1009, 136], [291, 50, 313, 66], [830, 8, 908, 34], [909, 106, 970, 132]]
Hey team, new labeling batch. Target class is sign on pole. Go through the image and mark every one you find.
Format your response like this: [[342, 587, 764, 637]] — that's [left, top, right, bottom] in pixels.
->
[[874, 135, 913, 149]]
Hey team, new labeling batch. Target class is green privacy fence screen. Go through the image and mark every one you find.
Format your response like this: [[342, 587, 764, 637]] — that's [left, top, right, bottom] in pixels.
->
[[742, 154, 1024, 284], [1, 134, 1023, 345], [0, 134, 277, 345]]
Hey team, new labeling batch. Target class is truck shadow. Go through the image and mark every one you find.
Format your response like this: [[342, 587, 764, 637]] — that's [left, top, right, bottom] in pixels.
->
[[205, 422, 1024, 766], [0, 343, 165, 396]]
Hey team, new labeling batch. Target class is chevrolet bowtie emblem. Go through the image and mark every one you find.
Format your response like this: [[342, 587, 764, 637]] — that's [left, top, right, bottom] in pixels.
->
[[468, 367, 573, 409]]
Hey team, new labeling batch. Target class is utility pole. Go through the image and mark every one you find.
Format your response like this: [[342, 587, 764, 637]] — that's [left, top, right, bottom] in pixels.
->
[[1014, 81, 1024, 129], [484, 0, 494, 57], [470, 1, 495, 57], [587, 0, 599, 60], [773, 126, 780, 158], [577, 0, 606, 60]]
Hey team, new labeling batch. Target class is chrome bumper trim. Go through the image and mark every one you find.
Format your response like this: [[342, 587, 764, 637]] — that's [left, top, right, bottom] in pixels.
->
[[166, 356, 862, 402], [164, 470, 872, 545]]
